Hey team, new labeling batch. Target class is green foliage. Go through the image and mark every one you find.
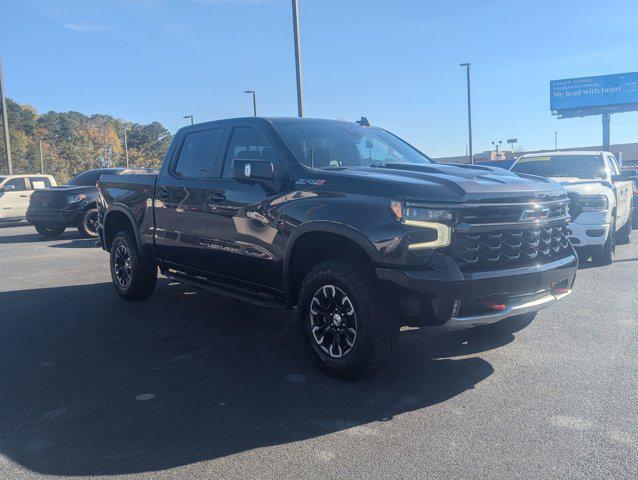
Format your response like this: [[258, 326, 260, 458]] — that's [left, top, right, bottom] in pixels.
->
[[0, 98, 172, 183]]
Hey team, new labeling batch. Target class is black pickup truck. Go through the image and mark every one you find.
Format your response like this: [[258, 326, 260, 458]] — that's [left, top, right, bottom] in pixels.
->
[[97, 117, 577, 378]]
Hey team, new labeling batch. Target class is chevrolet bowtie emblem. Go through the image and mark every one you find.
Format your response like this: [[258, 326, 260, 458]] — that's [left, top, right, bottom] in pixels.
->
[[520, 205, 550, 223]]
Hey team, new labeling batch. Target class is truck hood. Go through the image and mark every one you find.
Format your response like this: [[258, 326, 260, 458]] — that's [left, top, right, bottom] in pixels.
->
[[548, 178, 612, 196], [330, 163, 566, 203], [30, 185, 97, 201]]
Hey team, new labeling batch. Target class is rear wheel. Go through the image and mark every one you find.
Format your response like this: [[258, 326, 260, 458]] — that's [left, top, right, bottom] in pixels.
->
[[78, 207, 99, 238], [34, 224, 65, 238], [591, 220, 616, 266], [298, 259, 398, 380], [109, 230, 157, 301]]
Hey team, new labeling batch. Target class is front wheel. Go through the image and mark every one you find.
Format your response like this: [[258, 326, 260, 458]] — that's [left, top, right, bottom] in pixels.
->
[[78, 207, 99, 238], [298, 259, 398, 380], [34, 224, 65, 238], [109, 230, 157, 301], [591, 221, 616, 266], [616, 215, 632, 245]]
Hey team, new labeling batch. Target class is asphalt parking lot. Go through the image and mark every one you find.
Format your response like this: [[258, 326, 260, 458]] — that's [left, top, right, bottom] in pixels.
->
[[0, 222, 636, 479]]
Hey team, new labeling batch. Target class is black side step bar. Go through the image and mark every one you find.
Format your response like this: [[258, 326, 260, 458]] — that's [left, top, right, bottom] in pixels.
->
[[162, 269, 288, 310]]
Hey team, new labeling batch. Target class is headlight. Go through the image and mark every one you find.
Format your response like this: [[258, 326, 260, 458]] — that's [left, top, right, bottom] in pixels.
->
[[575, 195, 608, 212], [390, 200, 453, 250], [67, 193, 87, 204]]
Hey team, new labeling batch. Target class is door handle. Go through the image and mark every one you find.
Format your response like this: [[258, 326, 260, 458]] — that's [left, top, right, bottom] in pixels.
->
[[20, 194, 28, 198], [157, 187, 171, 200]]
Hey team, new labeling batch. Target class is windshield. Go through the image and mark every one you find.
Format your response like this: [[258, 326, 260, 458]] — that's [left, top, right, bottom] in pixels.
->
[[67, 169, 118, 186], [272, 119, 432, 168], [512, 155, 606, 179]]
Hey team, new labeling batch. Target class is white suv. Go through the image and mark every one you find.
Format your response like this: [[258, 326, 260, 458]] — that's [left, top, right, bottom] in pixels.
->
[[0, 174, 57, 222], [511, 151, 633, 265]]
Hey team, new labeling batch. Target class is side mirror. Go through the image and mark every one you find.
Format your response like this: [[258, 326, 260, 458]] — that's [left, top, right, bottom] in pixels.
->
[[230, 159, 275, 182], [1, 184, 15, 191]]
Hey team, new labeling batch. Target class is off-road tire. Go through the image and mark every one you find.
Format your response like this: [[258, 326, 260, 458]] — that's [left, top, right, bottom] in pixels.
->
[[110, 230, 157, 301], [78, 207, 99, 238], [297, 258, 398, 380], [34, 224, 65, 238]]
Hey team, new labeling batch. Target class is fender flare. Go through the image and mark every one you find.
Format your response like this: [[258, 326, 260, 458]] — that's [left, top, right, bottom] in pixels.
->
[[103, 204, 143, 252], [282, 221, 380, 304]]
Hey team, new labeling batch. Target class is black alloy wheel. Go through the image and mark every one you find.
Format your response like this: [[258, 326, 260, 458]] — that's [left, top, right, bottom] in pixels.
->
[[309, 284, 358, 359], [113, 243, 132, 290], [79, 208, 100, 238]]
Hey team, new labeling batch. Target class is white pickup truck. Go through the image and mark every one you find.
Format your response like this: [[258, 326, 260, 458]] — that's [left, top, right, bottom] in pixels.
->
[[511, 151, 633, 265]]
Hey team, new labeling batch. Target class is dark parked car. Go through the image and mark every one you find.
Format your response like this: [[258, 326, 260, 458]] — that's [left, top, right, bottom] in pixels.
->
[[27, 168, 124, 238], [97, 117, 577, 379]]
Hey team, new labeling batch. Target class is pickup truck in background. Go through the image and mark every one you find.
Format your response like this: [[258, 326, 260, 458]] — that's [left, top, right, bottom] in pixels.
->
[[511, 151, 634, 265], [97, 117, 577, 379], [0, 174, 57, 223]]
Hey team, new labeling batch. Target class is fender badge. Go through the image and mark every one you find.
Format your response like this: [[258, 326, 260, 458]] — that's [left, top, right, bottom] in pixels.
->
[[296, 179, 326, 186]]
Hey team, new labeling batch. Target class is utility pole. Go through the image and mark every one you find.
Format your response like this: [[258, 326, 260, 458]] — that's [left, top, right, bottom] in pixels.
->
[[602, 113, 610, 151], [39, 139, 44, 173], [291, 0, 304, 117], [123, 127, 129, 168], [0, 54, 12, 175], [554, 131, 558, 150], [244, 90, 257, 116], [459, 63, 473, 164]]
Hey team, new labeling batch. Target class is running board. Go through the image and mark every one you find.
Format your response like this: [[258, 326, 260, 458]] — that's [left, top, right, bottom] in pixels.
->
[[163, 269, 287, 309]]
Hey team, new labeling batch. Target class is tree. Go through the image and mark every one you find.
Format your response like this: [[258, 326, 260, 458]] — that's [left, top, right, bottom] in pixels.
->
[[0, 98, 172, 182]]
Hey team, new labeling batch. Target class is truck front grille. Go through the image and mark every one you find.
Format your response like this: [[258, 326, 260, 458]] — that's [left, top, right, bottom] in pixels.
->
[[448, 199, 572, 272]]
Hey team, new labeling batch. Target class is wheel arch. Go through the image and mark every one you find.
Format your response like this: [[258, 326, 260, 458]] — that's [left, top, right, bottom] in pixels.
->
[[283, 222, 380, 305], [103, 205, 143, 253]]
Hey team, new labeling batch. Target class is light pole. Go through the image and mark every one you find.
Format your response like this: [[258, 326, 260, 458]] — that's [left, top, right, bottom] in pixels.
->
[[39, 139, 44, 173], [554, 131, 558, 150], [491, 140, 503, 155], [123, 126, 130, 168], [244, 90, 257, 117], [459, 63, 473, 165], [183, 114, 194, 125], [0, 54, 12, 175], [291, 0, 304, 117]]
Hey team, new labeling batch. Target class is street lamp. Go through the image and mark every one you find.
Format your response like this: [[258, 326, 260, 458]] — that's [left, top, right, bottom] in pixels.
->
[[459, 63, 473, 165], [291, 0, 304, 117], [244, 90, 257, 117], [491, 140, 503, 154], [183, 114, 194, 125]]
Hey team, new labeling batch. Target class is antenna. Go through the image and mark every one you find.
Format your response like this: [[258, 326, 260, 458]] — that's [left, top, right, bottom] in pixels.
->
[[356, 116, 370, 127]]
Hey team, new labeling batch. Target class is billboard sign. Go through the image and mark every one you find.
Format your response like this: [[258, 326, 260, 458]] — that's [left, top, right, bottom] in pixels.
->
[[550, 72, 638, 112]]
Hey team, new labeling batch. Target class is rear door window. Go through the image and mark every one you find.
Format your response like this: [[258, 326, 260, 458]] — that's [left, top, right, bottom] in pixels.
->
[[29, 177, 52, 189], [173, 128, 222, 178]]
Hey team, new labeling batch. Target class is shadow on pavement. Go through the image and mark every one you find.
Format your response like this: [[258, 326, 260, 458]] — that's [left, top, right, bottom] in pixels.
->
[[0, 230, 83, 244], [0, 280, 529, 476], [49, 238, 100, 249]]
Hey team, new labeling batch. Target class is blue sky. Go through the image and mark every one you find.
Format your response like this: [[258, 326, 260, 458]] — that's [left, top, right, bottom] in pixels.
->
[[2, 0, 638, 157]]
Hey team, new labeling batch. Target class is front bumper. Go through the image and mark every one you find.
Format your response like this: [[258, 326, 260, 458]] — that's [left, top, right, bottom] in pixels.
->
[[376, 253, 577, 330], [568, 221, 610, 247], [26, 209, 83, 227]]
